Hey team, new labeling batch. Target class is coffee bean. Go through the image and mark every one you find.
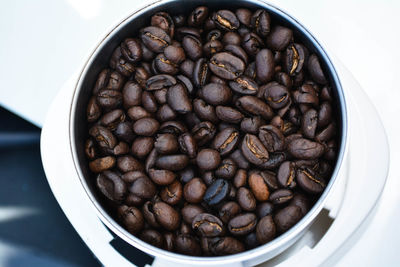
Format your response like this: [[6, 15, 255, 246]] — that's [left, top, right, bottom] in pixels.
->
[[129, 176, 156, 199], [219, 201, 242, 224], [256, 49, 275, 83], [133, 118, 160, 136], [141, 26, 171, 53], [196, 149, 221, 171], [141, 91, 158, 113], [215, 158, 237, 179], [209, 52, 245, 80], [213, 10, 239, 31], [201, 82, 232, 106], [251, 9, 270, 37], [160, 180, 183, 205], [89, 156, 116, 173], [118, 205, 144, 234], [274, 205, 303, 232], [155, 154, 189, 171], [241, 134, 269, 166], [193, 98, 218, 123], [146, 74, 177, 91], [175, 234, 202, 256], [140, 229, 165, 248], [207, 236, 245, 255], [188, 6, 209, 27], [248, 172, 270, 202], [96, 89, 122, 111], [283, 43, 308, 76], [204, 179, 230, 206], [236, 96, 274, 120], [302, 109, 318, 139], [153, 201, 180, 231], [237, 187, 256, 211], [156, 104, 177, 122], [96, 170, 126, 202], [296, 167, 326, 194], [127, 106, 151, 121], [202, 171, 216, 186], [230, 149, 250, 170], [288, 138, 325, 159], [257, 202, 274, 218], [183, 35, 203, 60], [290, 193, 309, 215], [132, 136, 154, 159], [228, 213, 257, 236], [229, 75, 258, 95], [263, 82, 290, 109], [179, 167, 196, 183], [256, 215, 276, 244], [184, 178, 207, 203], [269, 189, 293, 205], [182, 204, 205, 224], [160, 120, 188, 135], [149, 168, 176, 185], [258, 125, 285, 153], [216, 106, 244, 124], [222, 32, 242, 46], [266, 26, 293, 51], [87, 96, 101, 123], [277, 161, 297, 188], [192, 213, 225, 237], [212, 127, 239, 156]]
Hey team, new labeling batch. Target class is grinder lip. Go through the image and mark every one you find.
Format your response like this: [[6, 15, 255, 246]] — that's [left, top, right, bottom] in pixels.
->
[[69, 0, 347, 264]]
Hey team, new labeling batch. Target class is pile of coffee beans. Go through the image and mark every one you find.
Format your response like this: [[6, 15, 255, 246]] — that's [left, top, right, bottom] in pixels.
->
[[84, 6, 338, 256]]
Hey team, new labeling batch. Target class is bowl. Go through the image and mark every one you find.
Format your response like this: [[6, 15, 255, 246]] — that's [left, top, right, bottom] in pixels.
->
[[70, 0, 347, 265]]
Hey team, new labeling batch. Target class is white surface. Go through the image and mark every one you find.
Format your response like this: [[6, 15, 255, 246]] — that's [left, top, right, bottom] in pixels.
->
[[39, 43, 389, 267], [2, 0, 400, 266]]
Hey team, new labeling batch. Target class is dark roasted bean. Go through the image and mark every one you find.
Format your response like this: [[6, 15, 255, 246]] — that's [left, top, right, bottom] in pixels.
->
[[192, 213, 225, 237], [204, 179, 230, 206]]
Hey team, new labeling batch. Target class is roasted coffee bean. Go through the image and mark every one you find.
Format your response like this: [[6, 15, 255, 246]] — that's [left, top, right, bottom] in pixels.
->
[[275, 72, 292, 89], [213, 10, 239, 31], [258, 125, 285, 153], [166, 83, 192, 114], [192, 213, 225, 237], [188, 6, 209, 26], [230, 149, 250, 170], [113, 141, 129, 155], [274, 205, 303, 232], [203, 40, 223, 57], [242, 33, 263, 56], [87, 96, 101, 123], [142, 201, 160, 228], [121, 38, 142, 63], [296, 167, 326, 194], [160, 120, 188, 135], [222, 32, 242, 46], [175, 234, 202, 256], [164, 232, 175, 251], [219, 201, 242, 224], [283, 43, 308, 76], [225, 44, 248, 65], [153, 201, 180, 231], [96, 170, 126, 201], [192, 121, 216, 146], [151, 12, 174, 37], [257, 202, 274, 218], [318, 101, 333, 128], [196, 149, 221, 171], [97, 89, 122, 110], [179, 167, 196, 183], [133, 118, 160, 136], [127, 106, 151, 121], [266, 26, 293, 51], [92, 69, 111, 94], [241, 134, 269, 166], [235, 8, 252, 27], [155, 154, 189, 171], [269, 189, 293, 205], [302, 109, 318, 139], [216, 106, 244, 124], [141, 26, 171, 53], [140, 229, 165, 248], [149, 168, 176, 186], [236, 96, 274, 120], [260, 170, 279, 191], [240, 116, 263, 134], [248, 172, 270, 202], [85, 139, 98, 160], [146, 74, 177, 91], [233, 169, 247, 188], [308, 54, 327, 84], [209, 52, 245, 80], [263, 82, 290, 109], [277, 161, 297, 188], [89, 156, 116, 173], [118, 205, 144, 234], [114, 122, 135, 143], [178, 133, 197, 158], [290, 193, 309, 215], [121, 170, 146, 183], [183, 35, 202, 60], [293, 84, 319, 107], [132, 136, 154, 159], [260, 152, 287, 170], [89, 125, 117, 152], [229, 75, 258, 95], [228, 213, 257, 236], [122, 82, 142, 108], [202, 171, 216, 186], [157, 104, 177, 122], [204, 179, 230, 206], [237, 187, 256, 211], [200, 83, 232, 105], [183, 178, 207, 203], [182, 204, 205, 224], [212, 127, 239, 156], [154, 53, 179, 74], [316, 122, 336, 143], [256, 215, 276, 244], [251, 9, 270, 37], [193, 98, 218, 123], [141, 91, 158, 113], [256, 49, 275, 83], [288, 138, 325, 159], [129, 176, 156, 199], [193, 58, 211, 88], [160, 180, 183, 205], [215, 158, 237, 179], [207, 236, 245, 255]]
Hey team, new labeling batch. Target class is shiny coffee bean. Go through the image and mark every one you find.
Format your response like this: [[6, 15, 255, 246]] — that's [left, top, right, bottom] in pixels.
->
[[288, 138, 325, 159], [182, 204, 205, 224], [266, 26, 293, 51], [200, 82, 232, 106], [251, 9, 270, 36], [258, 125, 285, 153], [202, 171, 216, 186], [256, 49, 275, 83], [155, 154, 189, 171], [153, 201, 180, 231], [191, 121, 216, 146], [240, 134, 269, 166], [87, 96, 101, 123], [149, 168, 176, 186], [257, 202, 274, 218], [97, 89, 122, 111], [277, 161, 297, 188], [118, 205, 144, 234], [229, 75, 258, 95], [302, 109, 318, 139], [193, 98, 218, 123], [237, 187, 256, 211], [209, 52, 245, 80], [216, 106, 244, 124], [212, 127, 240, 156], [196, 149, 221, 171], [213, 10, 239, 31], [263, 82, 290, 109], [283, 43, 308, 76], [296, 167, 326, 194], [127, 106, 151, 121], [274, 205, 303, 233], [141, 26, 171, 53], [146, 74, 177, 91], [129, 176, 156, 199], [236, 96, 274, 120], [256, 215, 276, 244], [192, 213, 225, 237], [230, 149, 250, 170], [184, 177, 207, 203], [160, 180, 183, 205], [219, 201, 242, 224], [204, 179, 230, 206], [269, 189, 293, 205], [228, 213, 257, 236]]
